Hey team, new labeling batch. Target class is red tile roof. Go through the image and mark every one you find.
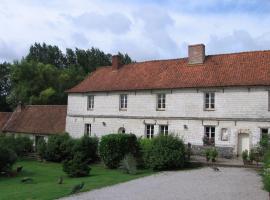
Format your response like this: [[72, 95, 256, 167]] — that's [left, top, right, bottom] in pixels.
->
[[0, 112, 12, 132], [2, 105, 67, 135], [67, 50, 270, 93]]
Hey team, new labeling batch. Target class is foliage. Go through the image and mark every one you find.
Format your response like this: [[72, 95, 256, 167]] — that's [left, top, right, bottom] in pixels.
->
[[36, 138, 47, 159], [72, 135, 99, 163], [99, 133, 140, 169], [0, 135, 33, 157], [204, 148, 211, 162], [63, 153, 91, 177], [45, 133, 74, 162], [242, 150, 248, 161], [119, 153, 137, 175], [259, 133, 270, 156], [142, 135, 186, 170], [138, 138, 154, 168], [210, 148, 218, 162], [263, 150, 270, 193], [0, 146, 17, 173], [0, 62, 12, 111]]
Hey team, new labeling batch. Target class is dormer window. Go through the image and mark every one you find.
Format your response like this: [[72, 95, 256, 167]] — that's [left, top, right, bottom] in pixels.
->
[[157, 94, 166, 110], [120, 94, 128, 110], [204, 92, 215, 110], [87, 95, 94, 110]]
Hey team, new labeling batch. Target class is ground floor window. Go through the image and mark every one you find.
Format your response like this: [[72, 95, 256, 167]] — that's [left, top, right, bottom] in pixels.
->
[[85, 123, 91, 136], [221, 128, 229, 141], [261, 128, 269, 141], [204, 126, 215, 146], [146, 124, 154, 139], [118, 127, 126, 134], [159, 125, 168, 136]]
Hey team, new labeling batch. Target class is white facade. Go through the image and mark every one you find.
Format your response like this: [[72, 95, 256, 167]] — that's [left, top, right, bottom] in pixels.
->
[[66, 87, 270, 156]]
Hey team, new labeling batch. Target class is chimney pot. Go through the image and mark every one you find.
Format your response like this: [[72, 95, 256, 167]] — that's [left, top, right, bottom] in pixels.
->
[[188, 44, 205, 64], [112, 55, 122, 70]]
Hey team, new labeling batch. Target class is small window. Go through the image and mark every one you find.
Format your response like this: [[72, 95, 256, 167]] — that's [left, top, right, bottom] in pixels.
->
[[146, 124, 154, 139], [118, 127, 126, 134], [85, 124, 91, 136], [204, 92, 215, 110], [261, 128, 269, 139], [204, 126, 215, 145], [159, 125, 168, 136], [87, 95, 94, 110], [157, 94, 166, 110], [120, 94, 128, 110], [221, 128, 229, 141]]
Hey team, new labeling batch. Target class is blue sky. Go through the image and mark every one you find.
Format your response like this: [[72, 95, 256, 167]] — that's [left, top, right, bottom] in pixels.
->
[[0, 0, 270, 62]]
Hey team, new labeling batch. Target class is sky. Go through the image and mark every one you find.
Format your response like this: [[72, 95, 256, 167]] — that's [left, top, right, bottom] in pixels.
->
[[0, 0, 270, 62]]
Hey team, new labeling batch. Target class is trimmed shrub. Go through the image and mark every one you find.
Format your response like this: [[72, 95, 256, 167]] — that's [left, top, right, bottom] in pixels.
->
[[72, 135, 99, 163], [138, 138, 154, 168], [63, 153, 91, 177], [263, 150, 270, 195], [0, 146, 17, 173], [0, 135, 33, 157], [142, 134, 186, 170], [45, 133, 74, 162], [99, 133, 140, 169], [36, 138, 47, 159], [119, 153, 137, 174]]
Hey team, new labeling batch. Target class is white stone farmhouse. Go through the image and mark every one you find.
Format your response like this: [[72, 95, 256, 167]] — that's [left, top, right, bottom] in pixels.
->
[[66, 44, 270, 158]]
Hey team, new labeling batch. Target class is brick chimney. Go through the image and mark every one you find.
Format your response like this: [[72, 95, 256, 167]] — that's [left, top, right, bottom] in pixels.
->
[[188, 44, 205, 64], [112, 55, 122, 70], [16, 101, 24, 112]]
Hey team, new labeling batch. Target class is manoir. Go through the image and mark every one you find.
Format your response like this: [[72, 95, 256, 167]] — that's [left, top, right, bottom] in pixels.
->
[[66, 44, 270, 158]]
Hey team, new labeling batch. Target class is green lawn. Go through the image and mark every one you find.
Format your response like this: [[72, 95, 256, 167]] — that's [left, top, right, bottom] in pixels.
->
[[0, 160, 153, 200]]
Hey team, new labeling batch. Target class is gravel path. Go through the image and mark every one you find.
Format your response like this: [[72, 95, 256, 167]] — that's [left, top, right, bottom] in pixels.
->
[[61, 167, 268, 200]]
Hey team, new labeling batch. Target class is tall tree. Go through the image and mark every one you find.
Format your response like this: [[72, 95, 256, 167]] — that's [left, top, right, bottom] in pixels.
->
[[0, 62, 11, 111]]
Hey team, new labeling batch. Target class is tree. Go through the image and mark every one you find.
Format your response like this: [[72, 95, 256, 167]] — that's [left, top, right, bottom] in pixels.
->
[[0, 62, 11, 111]]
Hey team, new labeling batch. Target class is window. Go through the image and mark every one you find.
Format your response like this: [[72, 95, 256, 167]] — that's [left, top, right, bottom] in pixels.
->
[[204, 126, 215, 145], [87, 95, 94, 110], [159, 125, 168, 136], [120, 94, 128, 110], [85, 124, 91, 136], [261, 128, 269, 139], [118, 127, 126, 134], [221, 128, 229, 141], [146, 124, 154, 139], [157, 94, 166, 110], [204, 92, 215, 110]]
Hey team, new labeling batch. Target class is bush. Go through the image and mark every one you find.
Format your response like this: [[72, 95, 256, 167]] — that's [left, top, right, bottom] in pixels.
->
[[138, 138, 153, 168], [45, 133, 74, 162], [63, 153, 91, 177], [0, 146, 17, 173], [142, 134, 186, 170], [72, 136, 99, 163], [99, 133, 140, 169], [36, 138, 47, 159], [210, 148, 218, 162], [263, 150, 270, 194], [0, 135, 33, 157], [204, 148, 211, 162], [242, 150, 248, 161]]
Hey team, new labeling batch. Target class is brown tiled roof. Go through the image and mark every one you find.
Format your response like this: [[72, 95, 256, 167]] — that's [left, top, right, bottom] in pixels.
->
[[0, 112, 12, 132], [67, 50, 270, 93], [2, 105, 67, 135]]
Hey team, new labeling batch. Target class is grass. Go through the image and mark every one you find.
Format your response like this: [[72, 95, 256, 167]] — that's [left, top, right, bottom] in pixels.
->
[[0, 160, 153, 200]]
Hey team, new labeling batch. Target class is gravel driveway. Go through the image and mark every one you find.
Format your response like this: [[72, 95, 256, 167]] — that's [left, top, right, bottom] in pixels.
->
[[61, 167, 268, 200]]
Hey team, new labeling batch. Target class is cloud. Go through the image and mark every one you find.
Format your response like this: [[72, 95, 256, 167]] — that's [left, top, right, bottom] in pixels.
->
[[0, 39, 20, 63], [70, 12, 132, 34]]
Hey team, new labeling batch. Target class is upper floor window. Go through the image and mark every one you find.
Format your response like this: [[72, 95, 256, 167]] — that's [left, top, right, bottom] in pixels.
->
[[146, 124, 154, 139], [85, 123, 91, 136], [157, 94, 166, 110], [204, 92, 215, 110], [87, 95, 94, 110], [203, 126, 215, 146], [119, 94, 128, 110], [159, 125, 168, 136]]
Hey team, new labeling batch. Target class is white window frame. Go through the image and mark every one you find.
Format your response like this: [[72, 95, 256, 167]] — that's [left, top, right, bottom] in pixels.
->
[[146, 124, 154, 139], [85, 123, 91, 136], [220, 128, 229, 141], [159, 125, 168, 136], [119, 94, 128, 110], [157, 93, 166, 111], [87, 95, 94, 110], [204, 92, 215, 110]]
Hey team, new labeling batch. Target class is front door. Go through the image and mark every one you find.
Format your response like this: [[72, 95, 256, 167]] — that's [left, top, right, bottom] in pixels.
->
[[238, 133, 250, 156]]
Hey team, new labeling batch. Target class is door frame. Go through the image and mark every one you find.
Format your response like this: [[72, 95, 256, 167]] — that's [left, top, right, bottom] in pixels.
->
[[236, 129, 251, 156]]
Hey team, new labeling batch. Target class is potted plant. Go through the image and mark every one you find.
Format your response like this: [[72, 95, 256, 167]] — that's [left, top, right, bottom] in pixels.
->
[[210, 148, 218, 162], [204, 148, 211, 162]]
